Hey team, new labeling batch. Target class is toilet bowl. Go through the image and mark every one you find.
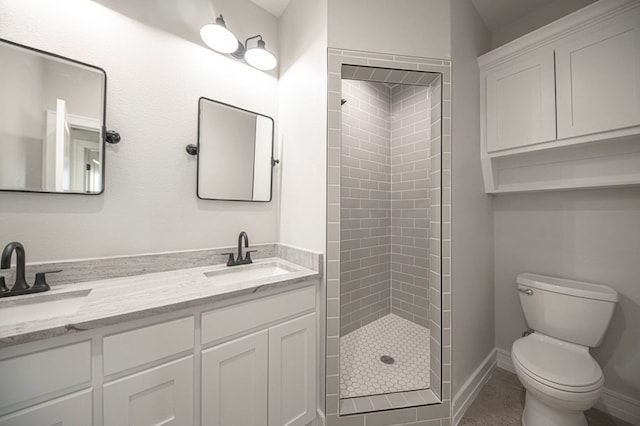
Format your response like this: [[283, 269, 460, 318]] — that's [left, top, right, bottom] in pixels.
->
[[512, 273, 618, 426], [512, 333, 604, 426]]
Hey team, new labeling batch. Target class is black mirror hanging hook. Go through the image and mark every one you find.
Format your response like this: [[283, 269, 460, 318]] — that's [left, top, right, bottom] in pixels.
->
[[105, 130, 121, 144], [186, 144, 199, 155]]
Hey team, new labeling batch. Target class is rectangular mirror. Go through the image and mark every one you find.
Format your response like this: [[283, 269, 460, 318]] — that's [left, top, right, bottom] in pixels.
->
[[197, 98, 274, 202], [0, 39, 107, 195]]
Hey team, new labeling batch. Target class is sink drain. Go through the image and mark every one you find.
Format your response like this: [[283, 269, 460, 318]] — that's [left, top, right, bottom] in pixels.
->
[[380, 355, 395, 365]]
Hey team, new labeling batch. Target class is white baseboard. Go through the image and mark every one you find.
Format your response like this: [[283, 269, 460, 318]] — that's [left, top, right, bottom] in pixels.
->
[[496, 347, 515, 373], [312, 408, 325, 426], [453, 348, 497, 425], [594, 388, 640, 426], [496, 347, 640, 425]]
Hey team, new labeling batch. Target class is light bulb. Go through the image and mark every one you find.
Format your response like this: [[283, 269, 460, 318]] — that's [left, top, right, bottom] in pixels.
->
[[200, 17, 238, 54], [244, 39, 277, 71]]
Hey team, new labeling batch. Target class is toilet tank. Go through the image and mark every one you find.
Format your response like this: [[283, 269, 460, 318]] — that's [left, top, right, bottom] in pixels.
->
[[517, 273, 618, 347]]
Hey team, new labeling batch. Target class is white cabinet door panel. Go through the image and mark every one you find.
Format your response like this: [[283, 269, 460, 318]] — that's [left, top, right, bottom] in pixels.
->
[[556, 9, 640, 139], [486, 50, 557, 152], [202, 330, 268, 426], [268, 313, 316, 426], [103, 356, 193, 426], [0, 341, 91, 412], [0, 389, 92, 426]]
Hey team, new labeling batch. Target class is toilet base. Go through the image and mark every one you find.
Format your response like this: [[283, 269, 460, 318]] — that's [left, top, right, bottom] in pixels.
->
[[522, 391, 587, 426]]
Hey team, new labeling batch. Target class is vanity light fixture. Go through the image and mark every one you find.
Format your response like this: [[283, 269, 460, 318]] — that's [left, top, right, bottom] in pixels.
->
[[200, 15, 277, 71]]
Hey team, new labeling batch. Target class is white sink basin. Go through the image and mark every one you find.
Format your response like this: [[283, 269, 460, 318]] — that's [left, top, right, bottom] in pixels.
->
[[203, 262, 297, 285], [0, 289, 92, 324]]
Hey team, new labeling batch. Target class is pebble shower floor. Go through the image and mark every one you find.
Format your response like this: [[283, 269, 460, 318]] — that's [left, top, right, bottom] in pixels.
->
[[339, 314, 430, 398]]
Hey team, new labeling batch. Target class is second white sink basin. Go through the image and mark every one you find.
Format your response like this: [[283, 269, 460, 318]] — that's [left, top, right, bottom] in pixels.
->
[[0, 289, 92, 324], [203, 262, 297, 285]]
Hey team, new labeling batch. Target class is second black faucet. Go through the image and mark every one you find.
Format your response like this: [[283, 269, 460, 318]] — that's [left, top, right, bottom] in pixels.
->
[[222, 232, 257, 267]]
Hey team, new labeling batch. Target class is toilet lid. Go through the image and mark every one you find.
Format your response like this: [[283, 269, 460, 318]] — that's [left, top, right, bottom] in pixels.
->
[[513, 334, 602, 390]]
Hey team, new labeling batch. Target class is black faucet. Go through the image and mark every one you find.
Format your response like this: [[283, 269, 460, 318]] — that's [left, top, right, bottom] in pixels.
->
[[1, 242, 29, 292], [0, 242, 58, 297], [221, 232, 257, 267]]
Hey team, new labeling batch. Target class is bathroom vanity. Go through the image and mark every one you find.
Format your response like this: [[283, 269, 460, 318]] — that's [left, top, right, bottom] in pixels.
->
[[0, 254, 320, 426]]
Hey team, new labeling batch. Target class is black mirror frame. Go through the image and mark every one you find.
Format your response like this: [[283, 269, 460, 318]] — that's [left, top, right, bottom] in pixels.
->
[[195, 97, 275, 203], [0, 37, 112, 196]]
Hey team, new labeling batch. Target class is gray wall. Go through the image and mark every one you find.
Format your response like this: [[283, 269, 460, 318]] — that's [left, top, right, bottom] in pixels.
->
[[449, 0, 494, 400], [328, 0, 451, 59], [0, 46, 44, 190], [390, 85, 431, 328], [340, 79, 392, 336], [490, 0, 596, 48], [494, 189, 640, 400], [483, 0, 640, 403], [0, 0, 279, 262]]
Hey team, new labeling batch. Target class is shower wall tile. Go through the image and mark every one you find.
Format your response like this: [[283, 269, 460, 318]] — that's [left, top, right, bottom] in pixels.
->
[[428, 76, 443, 399], [340, 80, 392, 336], [390, 84, 431, 327]]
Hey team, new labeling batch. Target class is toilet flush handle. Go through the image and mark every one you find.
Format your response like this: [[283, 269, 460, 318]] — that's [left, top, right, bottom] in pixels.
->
[[518, 288, 534, 296]]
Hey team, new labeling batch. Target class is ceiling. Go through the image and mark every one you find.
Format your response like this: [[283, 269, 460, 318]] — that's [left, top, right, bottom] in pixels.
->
[[471, 0, 552, 32], [252, 0, 589, 33], [250, 0, 290, 17]]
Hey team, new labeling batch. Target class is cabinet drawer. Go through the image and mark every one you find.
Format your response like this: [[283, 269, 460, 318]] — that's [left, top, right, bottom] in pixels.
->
[[103, 316, 194, 376], [0, 341, 91, 412], [0, 389, 92, 426], [202, 285, 315, 345], [104, 356, 193, 426]]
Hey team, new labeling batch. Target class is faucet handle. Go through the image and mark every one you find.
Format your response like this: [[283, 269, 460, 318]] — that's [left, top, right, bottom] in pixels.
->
[[32, 270, 62, 291], [220, 253, 237, 267], [244, 250, 257, 264]]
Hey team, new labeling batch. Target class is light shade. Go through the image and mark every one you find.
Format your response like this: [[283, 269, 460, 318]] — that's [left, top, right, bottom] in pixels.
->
[[200, 17, 238, 54], [244, 39, 277, 71]]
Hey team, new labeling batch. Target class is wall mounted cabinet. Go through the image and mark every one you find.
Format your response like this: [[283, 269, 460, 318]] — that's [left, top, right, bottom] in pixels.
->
[[479, 0, 640, 193]]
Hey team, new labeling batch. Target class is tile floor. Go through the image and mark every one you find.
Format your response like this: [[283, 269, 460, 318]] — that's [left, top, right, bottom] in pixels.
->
[[339, 314, 430, 398], [460, 368, 635, 426]]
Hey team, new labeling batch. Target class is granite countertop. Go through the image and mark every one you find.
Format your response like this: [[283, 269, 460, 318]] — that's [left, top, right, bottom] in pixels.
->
[[0, 258, 319, 348]]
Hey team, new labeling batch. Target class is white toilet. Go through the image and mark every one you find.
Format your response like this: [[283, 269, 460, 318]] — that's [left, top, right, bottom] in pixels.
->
[[512, 273, 618, 426]]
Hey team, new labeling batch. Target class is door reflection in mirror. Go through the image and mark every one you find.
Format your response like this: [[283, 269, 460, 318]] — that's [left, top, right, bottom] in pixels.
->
[[197, 98, 274, 202]]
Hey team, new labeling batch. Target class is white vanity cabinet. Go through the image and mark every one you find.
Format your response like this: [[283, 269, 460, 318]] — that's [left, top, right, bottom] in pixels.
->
[[102, 317, 195, 426], [0, 280, 318, 426], [0, 390, 93, 426], [201, 286, 317, 426], [479, 0, 640, 192], [0, 341, 92, 425], [202, 330, 269, 426], [268, 313, 317, 426]]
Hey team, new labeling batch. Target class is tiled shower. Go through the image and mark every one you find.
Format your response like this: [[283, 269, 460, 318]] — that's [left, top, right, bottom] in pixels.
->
[[338, 68, 442, 410]]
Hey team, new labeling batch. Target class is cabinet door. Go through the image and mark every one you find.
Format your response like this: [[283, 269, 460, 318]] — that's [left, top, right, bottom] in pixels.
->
[[268, 313, 316, 426], [485, 50, 556, 152], [103, 356, 193, 426], [0, 389, 92, 426], [556, 9, 640, 139], [202, 330, 268, 426]]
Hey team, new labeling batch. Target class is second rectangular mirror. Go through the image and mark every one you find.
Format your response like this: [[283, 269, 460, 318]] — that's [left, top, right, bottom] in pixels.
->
[[197, 98, 274, 202]]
